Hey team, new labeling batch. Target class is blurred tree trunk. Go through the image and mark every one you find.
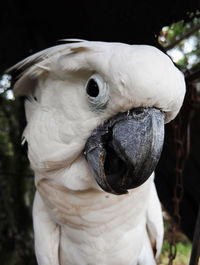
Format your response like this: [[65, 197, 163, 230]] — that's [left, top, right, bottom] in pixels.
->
[[0, 94, 36, 265]]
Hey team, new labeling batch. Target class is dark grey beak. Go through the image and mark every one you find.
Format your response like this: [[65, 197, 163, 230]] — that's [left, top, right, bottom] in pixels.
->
[[84, 107, 165, 195]]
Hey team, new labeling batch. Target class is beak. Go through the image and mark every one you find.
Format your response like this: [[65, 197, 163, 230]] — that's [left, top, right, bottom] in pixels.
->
[[84, 107, 165, 195]]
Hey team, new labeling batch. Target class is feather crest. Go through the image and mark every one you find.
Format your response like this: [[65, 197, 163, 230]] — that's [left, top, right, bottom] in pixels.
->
[[7, 40, 93, 96]]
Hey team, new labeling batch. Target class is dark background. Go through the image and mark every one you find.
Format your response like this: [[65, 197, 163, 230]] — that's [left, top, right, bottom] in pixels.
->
[[0, 0, 200, 264], [1, 0, 200, 73]]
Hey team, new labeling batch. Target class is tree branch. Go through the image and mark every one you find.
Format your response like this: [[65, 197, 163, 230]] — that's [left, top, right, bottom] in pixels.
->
[[164, 24, 200, 51]]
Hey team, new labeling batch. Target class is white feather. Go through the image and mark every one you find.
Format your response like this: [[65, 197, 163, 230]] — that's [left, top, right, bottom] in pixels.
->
[[33, 192, 60, 265], [11, 40, 186, 265], [10, 40, 185, 123]]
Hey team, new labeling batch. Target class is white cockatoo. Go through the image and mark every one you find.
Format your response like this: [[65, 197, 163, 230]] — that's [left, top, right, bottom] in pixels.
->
[[11, 40, 185, 265]]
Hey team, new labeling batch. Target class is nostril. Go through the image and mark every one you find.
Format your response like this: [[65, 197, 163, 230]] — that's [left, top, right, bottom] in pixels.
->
[[134, 109, 144, 115], [135, 110, 143, 115], [126, 108, 144, 117]]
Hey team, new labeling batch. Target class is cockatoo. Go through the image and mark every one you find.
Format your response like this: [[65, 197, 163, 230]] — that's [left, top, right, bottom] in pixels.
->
[[11, 40, 185, 265]]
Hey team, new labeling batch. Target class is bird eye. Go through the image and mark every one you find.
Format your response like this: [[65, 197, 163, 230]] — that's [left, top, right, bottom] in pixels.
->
[[86, 78, 99, 97], [85, 74, 109, 111]]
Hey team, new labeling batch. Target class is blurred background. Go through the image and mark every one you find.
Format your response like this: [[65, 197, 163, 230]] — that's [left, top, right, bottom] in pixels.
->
[[0, 0, 200, 264]]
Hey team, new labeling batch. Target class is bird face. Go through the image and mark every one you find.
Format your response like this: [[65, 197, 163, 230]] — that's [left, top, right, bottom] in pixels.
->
[[11, 41, 185, 193]]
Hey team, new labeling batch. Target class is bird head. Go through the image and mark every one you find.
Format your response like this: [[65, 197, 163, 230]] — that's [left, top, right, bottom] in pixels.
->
[[11, 40, 186, 194]]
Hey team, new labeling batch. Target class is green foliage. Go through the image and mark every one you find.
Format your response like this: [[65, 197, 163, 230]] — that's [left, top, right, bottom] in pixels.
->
[[159, 218, 193, 265], [165, 20, 185, 44], [159, 13, 200, 74], [159, 241, 192, 265]]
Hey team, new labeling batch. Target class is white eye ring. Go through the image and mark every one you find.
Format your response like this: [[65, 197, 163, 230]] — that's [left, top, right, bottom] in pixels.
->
[[85, 74, 109, 111]]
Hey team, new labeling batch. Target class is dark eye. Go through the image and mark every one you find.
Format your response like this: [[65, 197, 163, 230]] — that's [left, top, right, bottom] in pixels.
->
[[85, 74, 109, 111], [86, 78, 99, 97]]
